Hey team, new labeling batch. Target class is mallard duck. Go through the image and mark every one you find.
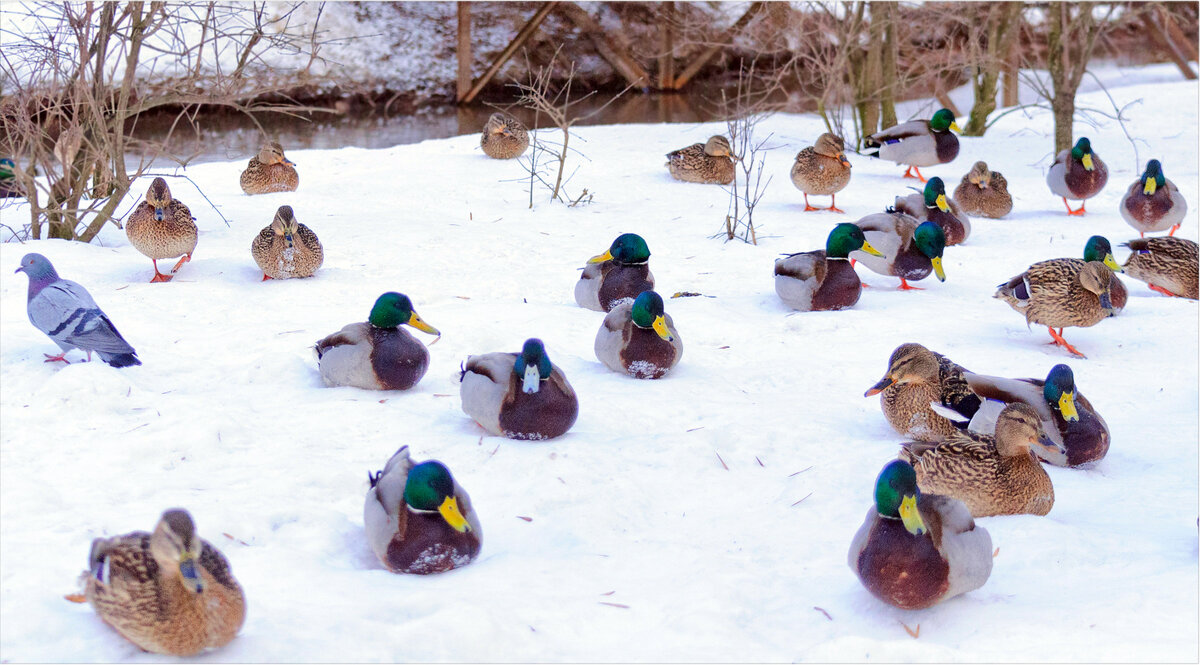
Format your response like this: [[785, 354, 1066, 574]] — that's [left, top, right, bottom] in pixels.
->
[[70, 509, 244, 656], [0, 157, 25, 198], [1047, 137, 1107, 216], [790, 133, 851, 212], [364, 445, 482, 574], [774, 223, 883, 311], [1082, 235, 1127, 312], [850, 213, 947, 290], [665, 135, 736, 185], [893, 176, 971, 245], [863, 108, 960, 182], [962, 364, 1108, 467], [250, 205, 323, 280], [1120, 159, 1187, 237], [995, 259, 1118, 358], [848, 460, 992, 610], [953, 161, 1012, 219], [239, 142, 298, 195], [126, 177, 198, 283], [480, 112, 529, 159], [1121, 236, 1199, 300], [900, 403, 1065, 518], [865, 342, 981, 442], [460, 338, 578, 440], [314, 292, 441, 391], [594, 290, 682, 379], [575, 233, 654, 312]]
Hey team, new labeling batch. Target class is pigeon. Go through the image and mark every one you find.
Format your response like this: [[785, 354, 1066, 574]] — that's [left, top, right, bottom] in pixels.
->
[[14, 253, 141, 367]]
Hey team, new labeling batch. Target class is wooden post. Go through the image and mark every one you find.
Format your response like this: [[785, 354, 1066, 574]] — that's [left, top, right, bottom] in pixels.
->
[[460, 2, 558, 104], [673, 1, 765, 90], [659, 2, 675, 90], [456, 2, 472, 102], [557, 3, 649, 88]]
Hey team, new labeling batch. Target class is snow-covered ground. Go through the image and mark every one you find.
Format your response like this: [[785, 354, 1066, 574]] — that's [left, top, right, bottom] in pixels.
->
[[1, 66, 1196, 662]]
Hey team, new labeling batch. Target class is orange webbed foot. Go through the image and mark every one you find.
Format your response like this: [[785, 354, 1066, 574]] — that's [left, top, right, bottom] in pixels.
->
[[1148, 284, 1180, 297], [43, 352, 70, 363], [1047, 326, 1087, 358], [897, 278, 924, 291], [170, 253, 192, 273]]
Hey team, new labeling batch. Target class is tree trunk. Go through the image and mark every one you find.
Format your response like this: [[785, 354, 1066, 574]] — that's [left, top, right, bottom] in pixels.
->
[[964, 3, 1023, 136], [856, 3, 885, 139], [1047, 2, 1072, 153]]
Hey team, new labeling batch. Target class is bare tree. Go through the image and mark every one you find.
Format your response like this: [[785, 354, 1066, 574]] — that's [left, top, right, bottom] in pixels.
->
[[1045, 2, 1117, 152], [961, 2, 1024, 136], [719, 61, 779, 245]]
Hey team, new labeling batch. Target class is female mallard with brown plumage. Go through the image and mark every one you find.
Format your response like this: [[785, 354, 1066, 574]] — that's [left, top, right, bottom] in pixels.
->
[[595, 290, 682, 379], [250, 205, 323, 280], [953, 161, 1012, 219], [849, 212, 948, 290], [865, 342, 981, 442], [575, 233, 654, 312], [460, 338, 578, 440], [790, 133, 851, 212], [1121, 236, 1199, 300], [774, 223, 882, 311], [239, 142, 297, 194], [848, 460, 992, 610], [315, 292, 441, 391], [863, 108, 960, 182], [364, 445, 481, 574], [1120, 159, 1187, 237], [665, 135, 736, 185], [67, 509, 245, 656], [1047, 137, 1107, 216], [995, 259, 1119, 358], [900, 403, 1065, 518], [893, 176, 971, 245], [126, 177, 198, 283], [480, 112, 529, 159]]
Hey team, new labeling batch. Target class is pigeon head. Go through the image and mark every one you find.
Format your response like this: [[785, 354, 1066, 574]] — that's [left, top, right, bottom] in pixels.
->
[[15, 253, 60, 293]]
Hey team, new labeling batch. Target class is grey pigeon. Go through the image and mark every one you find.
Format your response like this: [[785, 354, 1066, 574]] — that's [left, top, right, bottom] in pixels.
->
[[14, 253, 141, 367]]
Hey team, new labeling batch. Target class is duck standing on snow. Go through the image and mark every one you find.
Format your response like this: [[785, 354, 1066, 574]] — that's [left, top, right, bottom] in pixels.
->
[[595, 290, 682, 379], [15, 253, 141, 367], [1121, 236, 1199, 300], [953, 161, 1012, 219], [251, 205, 323, 280], [848, 460, 992, 610], [994, 258, 1119, 358], [849, 212, 948, 290], [239, 142, 298, 194], [863, 108, 960, 182], [790, 133, 852, 212], [1047, 137, 1107, 216], [893, 176, 971, 245], [460, 338, 578, 440], [665, 135, 736, 185], [480, 112, 529, 159], [575, 233, 654, 312], [900, 403, 1065, 518], [126, 177, 197, 283], [774, 223, 883, 311], [864, 342, 980, 442], [364, 445, 482, 574], [1120, 159, 1187, 237], [314, 292, 441, 390], [66, 509, 245, 656]]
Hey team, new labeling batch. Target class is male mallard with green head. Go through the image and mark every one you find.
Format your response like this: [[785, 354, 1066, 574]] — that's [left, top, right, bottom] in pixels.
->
[[575, 233, 655, 312], [848, 460, 992, 610], [365, 446, 481, 574], [1081, 235, 1127, 312], [774, 223, 883, 311], [595, 290, 682, 379], [953, 161, 1012, 219], [127, 177, 198, 283], [315, 292, 441, 391], [1047, 137, 1107, 216], [893, 176, 971, 245], [864, 108, 960, 182], [1120, 159, 1187, 237], [790, 133, 851, 212], [665, 135, 736, 185], [995, 259, 1119, 358], [0, 157, 25, 198], [239, 142, 298, 194], [251, 205, 323, 280], [460, 338, 579, 440], [850, 213, 948, 290], [1121, 236, 1199, 300], [480, 112, 530, 159]]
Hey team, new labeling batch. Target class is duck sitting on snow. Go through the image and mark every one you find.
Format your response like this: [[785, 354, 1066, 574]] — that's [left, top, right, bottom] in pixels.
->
[[864, 342, 980, 443], [126, 177, 198, 283], [480, 112, 529, 159], [364, 445, 481, 574], [1047, 137, 1107, 216], [849, 212, 948, 290], [665, 135, 736, 185], [251, 205, 323, 280], [774, 223, 883, 312], [314, 292, 441, 391], [893, 176, 971, 245], [790, 133, 852, 212], [595, 290, 682, 379], [1120, 159, 1187, 237], [1121, 236, 1199, 300], [239, 142, 298, 194], [575, 233, 655, 312], [848, 460, 992, 610], [953, 161, 1012, 219], [460, 338, 578, 440], [863, 108, 960, 182]]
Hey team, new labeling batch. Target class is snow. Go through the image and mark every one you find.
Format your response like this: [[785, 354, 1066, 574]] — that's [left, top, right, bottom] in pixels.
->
[[1, 66, 1197, 662]]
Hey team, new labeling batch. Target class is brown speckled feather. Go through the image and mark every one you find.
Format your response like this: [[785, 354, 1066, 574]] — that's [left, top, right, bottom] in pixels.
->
[[995, 259, 1116, 328], [872, 343, 980, 442], [239, 143, 298, 194], [790, 140, 850, 196], [127, 192, 197, 261], [954, 164, 1012, 219], [665, 139, 735, 185], [1122, 237, 1198, 299], [480, 113, 529, 159], [251, 222, 323, 279]]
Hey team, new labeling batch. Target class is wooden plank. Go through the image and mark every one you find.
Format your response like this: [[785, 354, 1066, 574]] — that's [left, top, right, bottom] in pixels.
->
[[460, 2, 559, 104], [1143, 11, 1197, 80], [456, 2, 472, 101], [556, 2, 649, 88], [673, 1, 765, 90], [659, 1, 675, 90]]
